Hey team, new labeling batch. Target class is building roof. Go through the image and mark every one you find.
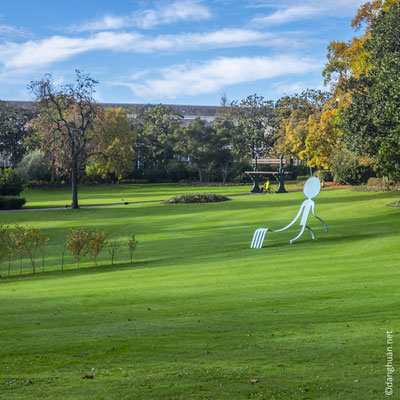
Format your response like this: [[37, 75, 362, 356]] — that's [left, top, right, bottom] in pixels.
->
[[6, 100, 227, 119]]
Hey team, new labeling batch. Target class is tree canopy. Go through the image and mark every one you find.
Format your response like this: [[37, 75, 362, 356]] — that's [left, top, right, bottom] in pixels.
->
[[29, 71, 104, 208]]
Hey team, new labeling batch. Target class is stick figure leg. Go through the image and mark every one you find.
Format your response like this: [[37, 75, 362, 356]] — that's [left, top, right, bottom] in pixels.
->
[[305, 225, 315, 239], [313, 215, 328, 232], [290, 224, 306, 244]]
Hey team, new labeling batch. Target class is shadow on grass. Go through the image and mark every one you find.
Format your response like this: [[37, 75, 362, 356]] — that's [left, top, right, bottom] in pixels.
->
[[0, 258, 164, 284]]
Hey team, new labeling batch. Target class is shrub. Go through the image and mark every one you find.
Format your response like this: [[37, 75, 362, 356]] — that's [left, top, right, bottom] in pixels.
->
[[331, 147, 374, 185], [87, 230, 108, 266], [0, 168, 24, 196], [117, 179, 149, 184], [0, 196, 26, 210], [66, 227, 91, 268], [316, 170, 333, 182], [163, 193, 230, 204], [9, 225, 48, 274], [16, 150, 52, 182], [26, 180, 65, 189], [166, 159, 190, 182], [387, 201, 400, 208], [352, 178, 397, 192], [367, 177, 394, 190], [230, 160, 252, 183]]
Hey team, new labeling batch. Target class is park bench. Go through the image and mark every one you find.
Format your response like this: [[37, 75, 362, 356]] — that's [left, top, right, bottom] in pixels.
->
[[245, 156, 292, 193]]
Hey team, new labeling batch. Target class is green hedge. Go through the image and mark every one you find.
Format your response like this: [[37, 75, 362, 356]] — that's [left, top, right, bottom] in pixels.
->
[[0, 168, 25, 196], [0, 196, 26, 210]]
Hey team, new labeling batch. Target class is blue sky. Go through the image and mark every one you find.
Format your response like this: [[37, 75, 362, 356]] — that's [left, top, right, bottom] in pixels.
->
[[0, 0, 366, 105]]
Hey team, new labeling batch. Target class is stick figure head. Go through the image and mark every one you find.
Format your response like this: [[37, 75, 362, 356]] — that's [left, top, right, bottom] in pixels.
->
[[303, 177, 321, 199]]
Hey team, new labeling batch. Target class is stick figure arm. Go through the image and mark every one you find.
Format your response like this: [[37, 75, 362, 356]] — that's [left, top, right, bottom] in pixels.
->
[[311, 202, 328, 232], [273, 203, 305, 232]]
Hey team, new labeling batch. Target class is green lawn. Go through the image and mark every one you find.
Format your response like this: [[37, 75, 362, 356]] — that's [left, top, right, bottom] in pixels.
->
[[20, 181, 307, 208], [21, 183, 250, 208], [1, 187, 399, 399]]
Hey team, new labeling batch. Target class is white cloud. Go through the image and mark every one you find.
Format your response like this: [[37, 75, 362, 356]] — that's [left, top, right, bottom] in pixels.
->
[[0, 29, 295, 71], [252, 5, 317, 25], [75, 15, 131, 32], [0, 24, 31, 39], [115, 55, 322, 99], [135, 28, 296, 52], [0, 32, 141, 69], [72, 0, 211, 32], [250, 0, 367, 25]]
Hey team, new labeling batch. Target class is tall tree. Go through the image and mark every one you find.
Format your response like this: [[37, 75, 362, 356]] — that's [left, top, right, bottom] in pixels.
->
[[213, 112, 237, 183], [174, 117, 216, 183], [273, 90, 331, 160], [132, 105, 182, 168], [300, 108, 340, 170], [323, 0, 397, 97], [0, 101, 34, 165], [29, 71, 104, 208], [230, 94, 276, 159], [340, 1, 400, 180]]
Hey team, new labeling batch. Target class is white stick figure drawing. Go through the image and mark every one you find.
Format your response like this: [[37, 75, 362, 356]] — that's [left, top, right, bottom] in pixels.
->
[[251, 177, 328, 249]]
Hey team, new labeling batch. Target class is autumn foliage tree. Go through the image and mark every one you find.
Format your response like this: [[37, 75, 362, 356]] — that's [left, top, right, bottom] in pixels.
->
[[29, 71, 104, 208], [88, 107, 136, 181], [273, 90, 331, 163]]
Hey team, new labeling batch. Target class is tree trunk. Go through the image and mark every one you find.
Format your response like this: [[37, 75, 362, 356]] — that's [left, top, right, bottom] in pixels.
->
[[51, 161, 56, 186], [71, 165, 79, 209], [221, 164, 228, 184], [198, 168, 203, 183]]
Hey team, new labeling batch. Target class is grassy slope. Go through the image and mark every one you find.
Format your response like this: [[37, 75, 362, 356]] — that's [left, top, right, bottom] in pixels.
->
[[1, 188, 400, 399]]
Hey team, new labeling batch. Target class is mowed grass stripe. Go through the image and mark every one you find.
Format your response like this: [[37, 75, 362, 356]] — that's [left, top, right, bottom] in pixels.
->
[[0, 187, 399, 399]]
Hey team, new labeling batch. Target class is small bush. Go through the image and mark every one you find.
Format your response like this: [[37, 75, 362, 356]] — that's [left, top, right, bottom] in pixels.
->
[[316, 170, 333, 182], [331, 147, 374, 185], [87, 230, 108, 266], [0, 196, 26, 210], [367, 177, 394, 190], [387, 201, 400, 208], [352, 178, 397, 192], [163, 193, 230, 204], [66, 227, 91, 269], [0, 168, 25, 196]]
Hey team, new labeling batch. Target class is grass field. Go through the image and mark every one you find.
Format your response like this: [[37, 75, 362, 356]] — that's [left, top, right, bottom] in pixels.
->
[[20, 181, 308, 208], [21, 183, 250, 208], [1, 186, 399, 399]]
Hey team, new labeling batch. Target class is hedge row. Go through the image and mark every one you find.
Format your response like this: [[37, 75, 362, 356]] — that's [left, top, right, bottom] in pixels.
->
[[0, 196, 26, 210]]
